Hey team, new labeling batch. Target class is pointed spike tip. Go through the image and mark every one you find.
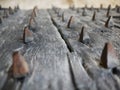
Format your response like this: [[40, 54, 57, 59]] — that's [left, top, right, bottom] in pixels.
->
[[92, 11, 96, 21], [105, 16, 111, 28], [67, 16, 73, 28], [79, 26, 85, 43]]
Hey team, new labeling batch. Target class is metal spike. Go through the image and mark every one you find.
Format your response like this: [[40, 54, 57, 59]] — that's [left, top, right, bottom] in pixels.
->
[[85, 4, 87, 9], [62, 12, 64, 22], [116, 5, 120, 13], [0, 5, 1, 10], [14, 6, 17, 12], [90, 5, 94, 10], [79, 26, 84, 43], [9, 6, 14, 15], [23, 26, 33, 44], [28, 16, 36, 28], [106, 4, 111, 17], [92, 11, 96, 21], [100, 4, 103, 9], [82, 8, 87, 16], [9, 51, 29, 79], [67, 16, 73, 28], [3, 10, 9, 18], [100, 42, 118, 68], [17, 5, 20, 10], [105, 16, 111, 28], [0, 17, 3, 24], [32, 6, 38, 17]]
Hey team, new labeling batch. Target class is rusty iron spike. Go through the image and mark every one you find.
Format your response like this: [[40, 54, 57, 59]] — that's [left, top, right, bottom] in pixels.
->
[[100, 43, 108, 68], [0, 5, 1, 10], [116, 5, 120, 13], [82, 8, 87, 16], [106, 4, 111, 17], [0, 17, 3, 24], [9, 51, 29, 79], [62, 12, 64, 22], [67, 16, 73, 28], [100, 4, 103, 9], [90, 5, 94, 10], [28, 16, 36, 28], [79, 26, 84, 43], [105, 16, 111, 28], [85, 4, 87, 9], [23, 26, 33, 44], [3, 10, 9, 18], [92, 11, 96, 21], [17, 5, 20, 10], [100, 42, 118, 68], [32, 6, 38, 17], [9, 6, 14, 15]]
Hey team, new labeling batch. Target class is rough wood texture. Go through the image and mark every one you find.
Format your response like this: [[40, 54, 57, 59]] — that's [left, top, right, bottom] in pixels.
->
[[0, 5, 120, 90]]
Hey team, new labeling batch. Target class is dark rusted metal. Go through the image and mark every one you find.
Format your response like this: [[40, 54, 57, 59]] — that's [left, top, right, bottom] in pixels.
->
[[105, 16, 111, 27], [0, 5, 1, 10], [116, 5, 120, 13], [90, 5, 94, 10], [9, 51, 29, 79], [82, 8, 87, 16], [85, 4, 87, 9], [14, 6, 18, 12], [67, 16, 73, 28], [62, 12, 64, 22], [92, 11, 96, 21], [28, 16, 36, 28], [3, 10, 9, 18], [100, 42, 118, 68], [100, 4, 103, 9], [0, 16, 3, 24], [9, 6, 14, 15], [23, 26, 33, 44], [106, 4, 111, 17], [32, 6, 38, 17], [79, 26, 84, 43], [17, 5, 20, 10]]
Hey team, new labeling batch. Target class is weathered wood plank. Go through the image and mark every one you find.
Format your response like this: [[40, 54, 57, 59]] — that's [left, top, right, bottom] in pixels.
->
[[67, 52, 96, 90]]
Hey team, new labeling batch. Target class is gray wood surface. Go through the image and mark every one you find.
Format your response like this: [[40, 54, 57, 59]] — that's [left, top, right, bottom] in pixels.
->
[[0, 6, 120, 90]]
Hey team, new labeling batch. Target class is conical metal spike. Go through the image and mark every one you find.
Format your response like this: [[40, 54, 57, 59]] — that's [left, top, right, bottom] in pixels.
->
[[116, 5, 120, 13], [23, 26, 33, 44], [9, 6, 14, 15], [14, 6, 18, 12], [9, 51, 29, 79], [32, 6, 38, 17], [67, 16, 73, 28], [28, 16, 36, 28], [100, 42, 119, 68], [0, 5, 1, 10], [106, 4, 111, 17], [92, 11, 96, 21], [100, 4, 103, 9], [105, 16, 111, 27], [85, 4, 87, 9], [100, 43, 108, 68], [82, 8, 87, 16], [62, 12, 64, 22], [79, 26, 84, 43], [0, 17, 3, 24], [3, 10, 9, 18], [90, 5, 94, 10], [17, 5, 20, 10]]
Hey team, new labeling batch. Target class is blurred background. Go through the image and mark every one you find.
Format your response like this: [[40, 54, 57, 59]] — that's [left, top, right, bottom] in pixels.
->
[[0, 0, 120, 9]]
